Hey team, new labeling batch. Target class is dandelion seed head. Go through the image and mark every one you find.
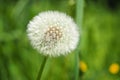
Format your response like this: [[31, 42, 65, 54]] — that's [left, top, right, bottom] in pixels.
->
[[27, 11, 80, 57]]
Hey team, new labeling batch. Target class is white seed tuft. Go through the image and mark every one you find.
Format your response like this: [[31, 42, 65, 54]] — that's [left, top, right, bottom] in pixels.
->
[[27, 11, 80, 57]]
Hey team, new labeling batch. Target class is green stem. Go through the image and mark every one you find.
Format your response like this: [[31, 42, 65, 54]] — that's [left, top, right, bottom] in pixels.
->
[[75, 0, 84, 80], [36, 57, 47, 80], [75, 52, 79, 80], [76, 0, 84, 25]]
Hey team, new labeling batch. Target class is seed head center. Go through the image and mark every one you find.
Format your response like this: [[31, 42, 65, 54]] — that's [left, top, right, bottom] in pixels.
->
[[44, 26, 62, 42]]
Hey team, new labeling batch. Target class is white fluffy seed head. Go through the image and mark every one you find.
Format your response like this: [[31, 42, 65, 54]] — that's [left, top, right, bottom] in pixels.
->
[[27, 11, 80, 57]]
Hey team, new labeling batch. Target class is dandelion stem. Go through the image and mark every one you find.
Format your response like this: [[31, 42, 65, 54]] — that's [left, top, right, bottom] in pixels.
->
[[36, 56, 47, 80], [75, 0, 84, 80]]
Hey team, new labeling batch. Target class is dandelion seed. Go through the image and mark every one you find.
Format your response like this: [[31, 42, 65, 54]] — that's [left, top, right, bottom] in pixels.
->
[[27, 11, 79, 57]]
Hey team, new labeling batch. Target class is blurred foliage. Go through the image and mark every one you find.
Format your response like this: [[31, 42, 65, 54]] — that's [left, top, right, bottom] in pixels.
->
[[0, 0, 120, 80]]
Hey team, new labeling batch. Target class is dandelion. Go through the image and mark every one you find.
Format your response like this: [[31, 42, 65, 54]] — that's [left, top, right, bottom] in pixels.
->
[[27, 11, 79, 57], [109, 63, 120, 74], [79, 61, 87, 72]]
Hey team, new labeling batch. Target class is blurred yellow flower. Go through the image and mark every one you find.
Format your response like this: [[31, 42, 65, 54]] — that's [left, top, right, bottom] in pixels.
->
[[109, 63, 120, 74], [79, 61, 87, 72]]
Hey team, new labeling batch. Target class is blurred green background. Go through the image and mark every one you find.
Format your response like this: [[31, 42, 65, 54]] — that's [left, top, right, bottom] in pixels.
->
[[0, 0, 120, 80]]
